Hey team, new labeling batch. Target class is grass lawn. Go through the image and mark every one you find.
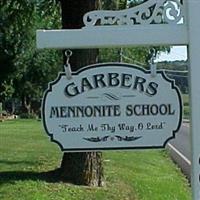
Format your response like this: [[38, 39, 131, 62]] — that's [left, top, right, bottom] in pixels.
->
[[0, 119, 192, 200], [182, 94, 190, 119]]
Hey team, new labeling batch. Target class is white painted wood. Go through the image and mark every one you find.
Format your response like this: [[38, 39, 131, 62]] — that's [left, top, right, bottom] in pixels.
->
[[37, 25, 188, 49], [187, 0, 200, 199], [83, 0, 184, 27]]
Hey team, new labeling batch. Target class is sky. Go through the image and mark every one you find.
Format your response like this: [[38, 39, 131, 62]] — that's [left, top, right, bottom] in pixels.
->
[[156, 46, 187, 62]]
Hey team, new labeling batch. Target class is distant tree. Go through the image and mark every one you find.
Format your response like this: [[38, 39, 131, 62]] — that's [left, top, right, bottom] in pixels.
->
[[0, 0, 35, 102], [128, 0, 148, 7], [0, 0, 62, 113], [101, 0, 127, 10]]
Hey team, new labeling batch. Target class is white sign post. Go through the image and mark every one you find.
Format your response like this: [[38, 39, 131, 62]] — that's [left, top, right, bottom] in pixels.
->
[[187, 1, 200, 199], [37, 0, 200, 199]]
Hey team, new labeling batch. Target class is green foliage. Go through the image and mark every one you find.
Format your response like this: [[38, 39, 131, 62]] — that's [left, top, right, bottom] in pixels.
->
[[0, 102, 2, 114], [184, 106, 190, 119], [0, 80, 15, 100], [182, 94, 190, 119], [0, 0, 35, 99], [35, 0, 61, 30], [14, 48, 62, 103], [157, 60, 188, 71], [100, 46, 170, 67], [0, 0, 61, 113], [102, 0, 127, 10], [128, 0, 148, 7], [19, 113, 37, 119]]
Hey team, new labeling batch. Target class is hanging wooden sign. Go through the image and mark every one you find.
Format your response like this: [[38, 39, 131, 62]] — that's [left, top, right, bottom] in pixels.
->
[[42, 63, 182, 151]]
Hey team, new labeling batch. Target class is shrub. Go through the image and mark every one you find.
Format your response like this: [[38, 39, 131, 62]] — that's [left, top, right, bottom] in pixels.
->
[[19, 113, 37, 119]]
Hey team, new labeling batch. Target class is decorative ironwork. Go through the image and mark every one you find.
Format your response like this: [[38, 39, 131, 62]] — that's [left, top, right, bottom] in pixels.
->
[[83, 136, 110, 142], [83, 135, 142, 142], [87, 93, 136, 101], [103, 93, 120, 101], [115, 135, 142, 141], [83, 0, 184, 27]]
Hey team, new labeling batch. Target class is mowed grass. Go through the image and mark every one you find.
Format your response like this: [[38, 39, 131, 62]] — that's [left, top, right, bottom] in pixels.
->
[[182, 94, 190, 119], [0, 120, 192, 200]]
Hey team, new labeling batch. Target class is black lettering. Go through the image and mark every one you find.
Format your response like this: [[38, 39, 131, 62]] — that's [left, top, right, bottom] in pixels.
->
[[65, 82, 80, 97], [159, 104, 168, 115], [84, 106, 93, 117], [76, 106, 85, 117], [150, 104, 158, 115], [68, 106, 76, 117], [121, 73, 132, 88], [93, 106, 102, 117], [142, 104, 150, 115], [93, 74, 107, 88], [146, 82, 158, 96], [106, 105, 113, 116], [113, 105, 121, 116], [133, 76, 146, 92], [134, 105, 142, 116], [126, 105, 133, 116], [168, 104, 175, 115], [108, 73, 120, 87], [60, 106, 67, 117], [81, 77, 94, 92], [50, 107, 59, 118]]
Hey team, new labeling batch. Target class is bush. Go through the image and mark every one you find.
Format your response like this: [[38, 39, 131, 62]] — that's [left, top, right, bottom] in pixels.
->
[[1, 110, 8, 116], [0, 102, 2, 113], [184, 106, 190, 119], [19, 113, 37, 119]]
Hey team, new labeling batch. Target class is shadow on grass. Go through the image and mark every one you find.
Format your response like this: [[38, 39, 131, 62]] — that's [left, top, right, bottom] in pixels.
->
[[0, 160, 36, 165], [0, 169, 62, 186]]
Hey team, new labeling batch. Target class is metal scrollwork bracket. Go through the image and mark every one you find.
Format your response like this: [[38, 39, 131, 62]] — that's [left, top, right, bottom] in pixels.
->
[[83, 0, 184, 28]]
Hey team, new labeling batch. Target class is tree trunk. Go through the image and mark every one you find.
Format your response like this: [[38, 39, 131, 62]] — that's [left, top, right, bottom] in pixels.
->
[[21, 95, 31, 114], [58, 0, 103, 187]]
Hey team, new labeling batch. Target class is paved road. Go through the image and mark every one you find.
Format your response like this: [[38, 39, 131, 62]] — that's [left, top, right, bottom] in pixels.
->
[[167, 123, 191, 180]]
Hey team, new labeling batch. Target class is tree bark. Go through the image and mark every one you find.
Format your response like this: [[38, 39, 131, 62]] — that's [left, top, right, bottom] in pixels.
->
[[21, 95, 31, 114], [58, 0, 103, 186]]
